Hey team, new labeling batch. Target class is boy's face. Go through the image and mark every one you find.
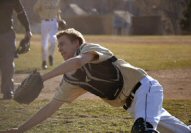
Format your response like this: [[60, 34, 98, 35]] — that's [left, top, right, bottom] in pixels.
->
[[57, 35, 79, 60]]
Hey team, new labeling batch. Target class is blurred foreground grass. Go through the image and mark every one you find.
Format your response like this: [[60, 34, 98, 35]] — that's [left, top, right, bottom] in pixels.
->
[[0, 99, 191, 132]]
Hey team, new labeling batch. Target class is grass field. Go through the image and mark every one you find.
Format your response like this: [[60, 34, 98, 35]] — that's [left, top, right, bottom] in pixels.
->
[[15, 34, 191, 72], [0, 35, 191, 132], [0, 100, 191, 132]]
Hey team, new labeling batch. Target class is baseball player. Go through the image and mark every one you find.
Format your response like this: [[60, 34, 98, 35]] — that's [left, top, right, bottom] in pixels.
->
[[33, 0, 60, 69], [0, 0, 32, 100], [1, 28, 191, 133]]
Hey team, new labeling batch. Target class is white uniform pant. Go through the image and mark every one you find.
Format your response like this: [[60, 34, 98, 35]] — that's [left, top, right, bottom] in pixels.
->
[[128, 75, 191, 133], [41, 19, 58, 62]]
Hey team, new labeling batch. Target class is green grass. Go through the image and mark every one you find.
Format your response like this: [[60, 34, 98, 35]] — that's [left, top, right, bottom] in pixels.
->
[[0, 99, 191, 132], [1, 35, 191, 132], [14, 35, 191, 73]]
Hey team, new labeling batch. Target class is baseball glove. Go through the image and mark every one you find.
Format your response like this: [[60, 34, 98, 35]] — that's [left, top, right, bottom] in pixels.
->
[[58, 19, 67, 30], [16, 36, 30, 54], [14, 70, 44, 104]]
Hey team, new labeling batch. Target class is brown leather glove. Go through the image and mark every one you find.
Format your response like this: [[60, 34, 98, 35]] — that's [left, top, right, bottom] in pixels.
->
[[14, 70, 44, 104]]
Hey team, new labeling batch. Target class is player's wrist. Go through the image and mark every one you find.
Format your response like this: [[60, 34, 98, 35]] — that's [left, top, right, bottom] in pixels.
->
[[25, 31, 32, 39], [41, 73, 49, 82]]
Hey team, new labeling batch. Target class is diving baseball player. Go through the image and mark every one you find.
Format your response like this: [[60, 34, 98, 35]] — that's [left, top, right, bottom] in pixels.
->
[[1, 28, 191, 133]]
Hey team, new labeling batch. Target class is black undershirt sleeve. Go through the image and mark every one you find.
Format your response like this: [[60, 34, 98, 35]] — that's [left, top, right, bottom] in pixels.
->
[[14, 0, 30, 32]]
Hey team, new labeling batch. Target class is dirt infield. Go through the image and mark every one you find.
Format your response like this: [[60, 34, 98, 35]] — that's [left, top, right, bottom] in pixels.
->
[[147, 69, 191, 100], [10, 68, 191, 101]]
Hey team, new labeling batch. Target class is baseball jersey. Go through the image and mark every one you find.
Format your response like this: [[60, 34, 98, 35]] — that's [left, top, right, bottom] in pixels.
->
[[33, 0, 60, 20], [53, 43, 147, 107]]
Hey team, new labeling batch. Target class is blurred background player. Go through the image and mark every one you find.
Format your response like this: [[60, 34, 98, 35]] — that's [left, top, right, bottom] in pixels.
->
[[34, 0, 61, 69]]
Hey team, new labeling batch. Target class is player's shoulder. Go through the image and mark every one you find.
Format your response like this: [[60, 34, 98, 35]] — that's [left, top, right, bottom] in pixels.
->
[[78, 43, 113, 57], [78, 43, 102, 53], [80, 43, 105, 50]]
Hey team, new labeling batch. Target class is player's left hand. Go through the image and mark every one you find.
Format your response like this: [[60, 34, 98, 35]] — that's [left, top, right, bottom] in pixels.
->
[[16, 31, 32, 55]]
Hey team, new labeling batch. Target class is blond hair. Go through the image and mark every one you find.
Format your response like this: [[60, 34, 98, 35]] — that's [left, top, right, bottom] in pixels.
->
[[56, 28, 85, 45]]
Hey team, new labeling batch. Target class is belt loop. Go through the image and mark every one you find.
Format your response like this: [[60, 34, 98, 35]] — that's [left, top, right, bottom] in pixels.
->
[[44, 18, 54, 21]]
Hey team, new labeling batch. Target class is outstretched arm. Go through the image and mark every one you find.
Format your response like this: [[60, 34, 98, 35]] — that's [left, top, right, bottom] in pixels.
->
[[18, 99, 63, 132], [42, 52, 98, 81]]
